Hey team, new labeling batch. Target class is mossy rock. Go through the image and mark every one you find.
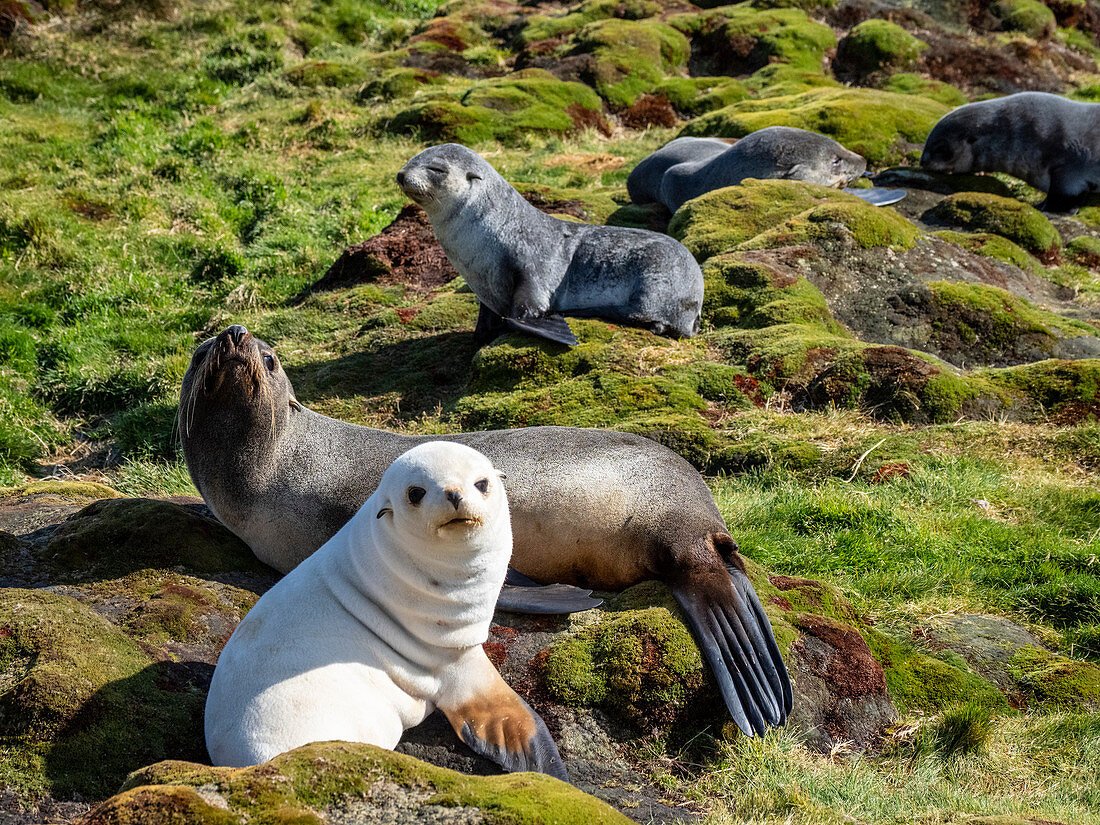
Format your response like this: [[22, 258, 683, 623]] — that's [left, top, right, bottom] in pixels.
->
[[81, 741, 633, 825], [569, 18, 690, 107], [834, 19, 927, 81], [739, 199, 922, 252], [744, 63, 840, 98], [539, 604, 721, 729], [670, 5, 836, 76], [681, 87, 949, 165], [992, 0, 1056, 36], [0, 589, 207, 799], [929, 193, 1062, 264], [43, 497, 266, 581], [863, 626, 1010, 713], [652, 76, 749, 116], [934, 230, 1043, 273], [1066, 234, 1100, 268], [388, 75, 606, 144], [405, 293, 480, 332], [520, 0, 662, 43], [881, 73, 967, 106], [668, 179, 872, 262], [1007, 645, 1100, 707], [283, 60, 367, 87], [984, 358, 1100, 420], [357, 67, 443, 100]]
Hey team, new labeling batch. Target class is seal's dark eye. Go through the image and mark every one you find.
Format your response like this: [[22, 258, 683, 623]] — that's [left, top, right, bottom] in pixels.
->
[[427, 166, 447, 174], [474, 478, 489, 495], [407, 486, 426, 505], [263, 354, 276, 372]]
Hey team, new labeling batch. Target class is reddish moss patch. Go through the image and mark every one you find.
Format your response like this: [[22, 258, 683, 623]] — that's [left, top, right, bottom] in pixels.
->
[[618, 94, 677, 129], [872, 462, 911, 483], [566, 101, 612, 134], [793, 614, 889, 699]]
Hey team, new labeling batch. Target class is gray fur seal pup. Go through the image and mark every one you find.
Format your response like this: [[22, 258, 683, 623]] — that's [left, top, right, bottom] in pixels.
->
[[921, 92, 1100, 213], [629, 128, 867, 214], [627, 136, 731, 205], [204, 441, 568, 778], [181, 325, 794, 737], [396, 143, 704, 347]]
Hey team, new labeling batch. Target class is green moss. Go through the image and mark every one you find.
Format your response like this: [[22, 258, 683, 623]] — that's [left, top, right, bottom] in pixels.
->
[[740, 200, 922, 251], [6, 479, 122, 499], [669, 179, 860, 262], [43, 498, 266, 581], [881, 73, 967, 106], [520, 0, 661, 43], [835, 20, 927, 79], [539, 606, 719, 728], [283, 60, 367, 87], [930, 193, 1062, 263], [652, 76, 749, 116], [358, 67, 444, 100], [984, 359, 1100, 416], [0, 589, 206, 799], [681, 87, 949, 165], [863, 627, 1010, 713], [934, 230, 1042, 272], [919, 371, 982, 422], [388, 75, 605, 144], [1007, 645, 1100, 707], [569, 18, 690, 107], [405, 293, 479, 331], [744, 64, 840, 98], [105, 742, 633, 825], [1066, 235, 1100, 267], [670, 6, 836, 74], [993, 0, 1056, 36]]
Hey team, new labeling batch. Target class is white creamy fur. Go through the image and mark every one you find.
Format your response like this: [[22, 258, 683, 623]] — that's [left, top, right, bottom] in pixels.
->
[[204, 442, 511, 767]]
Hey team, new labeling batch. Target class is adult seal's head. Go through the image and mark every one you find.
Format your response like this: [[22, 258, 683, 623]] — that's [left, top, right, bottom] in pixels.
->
[[922, 92, 1100, 212]]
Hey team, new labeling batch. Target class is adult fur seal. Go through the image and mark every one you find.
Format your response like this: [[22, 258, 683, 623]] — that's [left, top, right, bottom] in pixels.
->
[[205, 441, 568, 778], [628, 128, 867, 213], [921, 92, 1100, 213], [181, 325, 793, 737], [396, 143, 704, 347]]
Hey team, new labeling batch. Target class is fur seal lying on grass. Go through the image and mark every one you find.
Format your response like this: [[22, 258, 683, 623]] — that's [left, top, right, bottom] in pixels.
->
[[180, 325, 793, 737], [921, 92, 1100, 213], [205, 441, 568, 778], [628, 128, 868, 213], [397, 143, 704, 347]]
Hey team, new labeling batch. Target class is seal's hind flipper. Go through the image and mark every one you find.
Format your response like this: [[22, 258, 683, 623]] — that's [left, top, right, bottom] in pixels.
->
[[670, 556, 792, 737], [844, 187, 907, 207], [497, 581, 603, 614], [441, 666, 568, 780], [504, 314, 578, 347]]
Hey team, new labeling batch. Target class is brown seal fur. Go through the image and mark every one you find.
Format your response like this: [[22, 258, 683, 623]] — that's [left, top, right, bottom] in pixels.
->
[[179, 325, 793, 736]]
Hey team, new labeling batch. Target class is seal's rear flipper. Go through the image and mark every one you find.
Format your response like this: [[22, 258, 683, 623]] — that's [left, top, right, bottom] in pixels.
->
[[845, 187, 907, 207], [441, 667, 568, 781], [504, 314, 578, 347], [670, 548, 792, 737]]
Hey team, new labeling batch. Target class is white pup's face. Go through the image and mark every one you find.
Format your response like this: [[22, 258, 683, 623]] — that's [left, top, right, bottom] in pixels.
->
[[375, 442, 508, 551], [396, 144, 486, 213]]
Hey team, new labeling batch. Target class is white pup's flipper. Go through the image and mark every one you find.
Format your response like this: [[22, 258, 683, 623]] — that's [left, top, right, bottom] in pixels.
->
[[845, 187, 907, 207]]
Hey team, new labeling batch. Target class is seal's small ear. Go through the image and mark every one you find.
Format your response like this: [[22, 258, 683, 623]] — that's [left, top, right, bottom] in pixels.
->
[[289, 399, 303, 411], [497, 471, 507, 480], [467, 172, 482, 181], [376, 505, 393, 519]]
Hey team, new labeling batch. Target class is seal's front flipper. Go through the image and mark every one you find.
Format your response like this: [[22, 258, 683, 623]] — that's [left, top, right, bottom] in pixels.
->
[[474, 303, 509, 345], [440, 658, 568, 780], [497, 580, 603, 614], [504, 314, 578, 347], [844, 187, 907, 207], [670, 544, 792, 737]]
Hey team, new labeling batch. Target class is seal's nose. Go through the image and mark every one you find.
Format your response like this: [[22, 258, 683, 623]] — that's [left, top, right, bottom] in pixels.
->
[[396, 170, 406, 187], [226, 325, 248, 345], [446, 489, 462, 510]]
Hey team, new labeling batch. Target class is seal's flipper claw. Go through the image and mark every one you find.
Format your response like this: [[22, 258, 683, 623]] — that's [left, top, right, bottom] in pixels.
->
[[671, 560, 791, 736], [504, 315, 578, 347], [844, 187, 907, 207], [444, 682, 568, 780], [496, 582, 603, 614]]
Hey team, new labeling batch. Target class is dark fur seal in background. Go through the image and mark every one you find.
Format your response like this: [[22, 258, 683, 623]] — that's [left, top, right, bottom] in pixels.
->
[[180, 325, 794, 737], [922, 92, 1100, 213], [397, 144, 704, 347], [628, 128, 867, 213]]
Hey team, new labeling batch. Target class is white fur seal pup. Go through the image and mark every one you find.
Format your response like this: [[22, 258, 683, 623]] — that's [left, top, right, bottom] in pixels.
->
[[204, 441, 568, 778], [921, 92, 1100, 213], [181, 326, 793, 738], [396, 143, 704, 347], [628, 128, 867, 214]]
